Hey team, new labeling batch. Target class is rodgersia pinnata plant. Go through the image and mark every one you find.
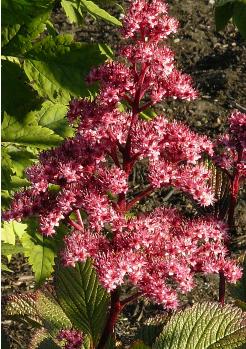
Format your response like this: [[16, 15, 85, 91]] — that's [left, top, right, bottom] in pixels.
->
[[3, 0, 246, 348]]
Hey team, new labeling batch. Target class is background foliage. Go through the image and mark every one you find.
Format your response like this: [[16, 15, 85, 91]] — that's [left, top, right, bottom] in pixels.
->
[[1, 0, 120, 280], [215, 0, 246, 38]]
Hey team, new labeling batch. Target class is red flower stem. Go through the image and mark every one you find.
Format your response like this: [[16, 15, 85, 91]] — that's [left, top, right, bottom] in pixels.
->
[[67, 218, 84, 232], [121, 291, 143, 306], [228, 172, 240, 227], [75, 209, 84, 229], [123, 63, 148, 169], [219, 148, 242, 304], [126, 185, 154, 211], [96, 289, 123, 349], [96, 289, 142, 349], [219, 271, 226, 305], [139, 101, 154, 113]]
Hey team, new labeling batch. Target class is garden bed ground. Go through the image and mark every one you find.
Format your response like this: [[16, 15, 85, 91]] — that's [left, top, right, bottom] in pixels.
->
[[2, 0, 246, 348]]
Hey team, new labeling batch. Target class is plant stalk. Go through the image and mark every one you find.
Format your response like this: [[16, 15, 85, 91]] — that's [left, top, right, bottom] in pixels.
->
[[96, 289, 122, 349], [219, 155, 241, 304]]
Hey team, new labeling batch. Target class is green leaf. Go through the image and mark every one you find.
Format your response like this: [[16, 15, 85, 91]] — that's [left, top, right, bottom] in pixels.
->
[[7, 148, 36, 178], [21, 231, 55, 285], [1, 149, 14, 190], [2, 175, 30, 191], [2, 60, 42, 120], [29, 329, 61, 349], [1, 330, 11, 349], [61, 0, 121, 26], [215, 2, 233, 31], [5, 292, 42, 326], [23, 35, 106, 102], [1, 0, 55, 57], [37, 338, 62, 349], [29, 101, 74, 138], [45, 19, 59, 37], [55, 260, 109, 343], [233, 1, 246, 39], [2, 242, 24, 256], [36, 291, 72, 335], [131, 341, 151, 349], [61, 0, 84, 24], [80, 0, 122, 26], [136, 324, 163, 347], [2, 222, 16, 245], [1, 263, 13, 273], [2, 13, 50, 56], [1, 0, 55, 27], [230, 259, 246, 305], [2, 113, 63, 149], [1, 24, 21, 49], [215, 0, 236, 6], [140, 108, 158, 121], [98, 43, 114, 59], [154, 302, 246, 349]]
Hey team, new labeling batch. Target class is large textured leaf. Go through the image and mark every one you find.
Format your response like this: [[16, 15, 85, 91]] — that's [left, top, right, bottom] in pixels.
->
[[35, 291, 72, 335], [5, 290, 71, 341], [2, 113, 63, 149], [28, 329, 61, 349], [23, 35, 105, 102], [21, 231, 55, 285], [5, 292, 42, 326], [55, 260, 109, 342], [154, 302, 246, 349], [136, 325, 163, 347], [135, 315, 168, 347]]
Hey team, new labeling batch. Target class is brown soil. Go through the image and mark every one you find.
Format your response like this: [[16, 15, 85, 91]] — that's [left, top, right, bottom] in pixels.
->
[[2, 1, 246, 348]]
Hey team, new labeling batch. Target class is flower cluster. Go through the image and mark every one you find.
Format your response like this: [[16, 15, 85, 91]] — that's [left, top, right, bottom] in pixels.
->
[[63, 207, 242, 308], [2, 0, 243, 307], [214, 110, 246, 177], [57, 329, 83, 349]]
